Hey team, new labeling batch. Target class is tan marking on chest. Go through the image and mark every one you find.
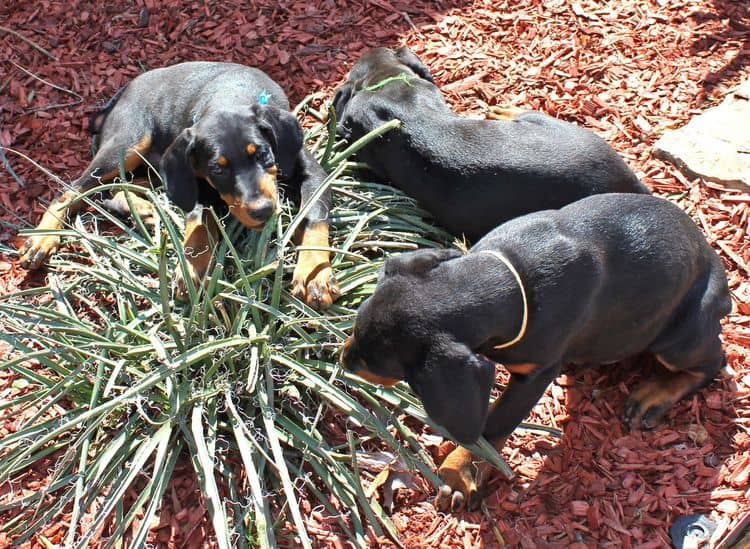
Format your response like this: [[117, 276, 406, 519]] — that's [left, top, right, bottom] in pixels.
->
[[504, 362, 540, 376]]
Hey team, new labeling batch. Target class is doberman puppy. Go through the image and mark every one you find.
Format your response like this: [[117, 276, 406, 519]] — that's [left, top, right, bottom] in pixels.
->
[[341, 193, 731, 512], [19, 61, 339, 309], [333, 47, 650, 241]]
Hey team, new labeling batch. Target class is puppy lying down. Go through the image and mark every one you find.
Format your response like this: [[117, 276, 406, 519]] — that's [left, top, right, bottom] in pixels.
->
[[333, 47, 650, 241]]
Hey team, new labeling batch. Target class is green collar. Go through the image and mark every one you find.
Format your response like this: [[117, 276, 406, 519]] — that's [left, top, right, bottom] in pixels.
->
[[361, 73, 415, 92]]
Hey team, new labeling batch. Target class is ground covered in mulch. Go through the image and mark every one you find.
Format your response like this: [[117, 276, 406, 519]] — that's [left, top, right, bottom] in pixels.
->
[[1, 0, 749, 547]]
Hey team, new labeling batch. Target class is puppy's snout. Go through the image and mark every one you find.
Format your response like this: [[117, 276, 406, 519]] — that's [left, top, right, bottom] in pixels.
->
[[249, 199, 274, 222], [340, 336, 354, 369]]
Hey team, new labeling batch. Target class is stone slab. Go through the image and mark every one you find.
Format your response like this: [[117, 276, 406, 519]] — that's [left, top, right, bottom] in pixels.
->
[[654, 79, 750, 191]]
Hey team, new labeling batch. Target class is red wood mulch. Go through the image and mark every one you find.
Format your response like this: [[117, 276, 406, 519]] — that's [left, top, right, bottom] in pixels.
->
[[1, 0, 749, 547]]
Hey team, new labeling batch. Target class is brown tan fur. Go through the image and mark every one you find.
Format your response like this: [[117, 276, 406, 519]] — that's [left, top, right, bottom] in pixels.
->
[[291, 221, 339, 309]]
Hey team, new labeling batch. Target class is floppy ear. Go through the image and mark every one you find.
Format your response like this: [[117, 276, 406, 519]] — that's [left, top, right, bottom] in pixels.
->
[[160, 128, 198, 212], [384, 248, 463, 277], [253, 104, 304, 178], [332, 83, 354, 119], [394, 47, 435, 83], [408, 341, 495, 444]]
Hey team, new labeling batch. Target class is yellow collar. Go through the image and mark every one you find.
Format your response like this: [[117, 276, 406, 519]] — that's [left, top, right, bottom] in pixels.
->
[[478, 250, 529, 350]]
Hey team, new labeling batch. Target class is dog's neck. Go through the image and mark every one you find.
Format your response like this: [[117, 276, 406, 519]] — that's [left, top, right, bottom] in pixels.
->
[[426, 252, 528, 351], [477, 250, 528, 350], [358, 72, 416, 93]]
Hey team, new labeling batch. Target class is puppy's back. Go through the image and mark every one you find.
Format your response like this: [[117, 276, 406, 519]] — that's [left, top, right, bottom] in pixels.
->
[[480, 193, 729, 362], [96, 62, 288, 144]]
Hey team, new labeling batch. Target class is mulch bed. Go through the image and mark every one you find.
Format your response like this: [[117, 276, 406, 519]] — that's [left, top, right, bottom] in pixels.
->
[[2, 0, 749, 547]]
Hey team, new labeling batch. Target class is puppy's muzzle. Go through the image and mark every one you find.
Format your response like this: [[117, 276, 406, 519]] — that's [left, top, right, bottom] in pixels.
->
[[221, 195, 276, 229], [340, 336, 399, 387], [246, 198, 274, 223]]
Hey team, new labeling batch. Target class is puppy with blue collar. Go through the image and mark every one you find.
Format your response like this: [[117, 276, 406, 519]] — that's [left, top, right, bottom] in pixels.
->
[[20, 62, 338, 308]]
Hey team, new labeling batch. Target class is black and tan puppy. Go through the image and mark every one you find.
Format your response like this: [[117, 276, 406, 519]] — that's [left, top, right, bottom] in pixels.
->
[[19, 61, 338, 308], [333, 47, 650, 240], [341, 193, 730, 512]]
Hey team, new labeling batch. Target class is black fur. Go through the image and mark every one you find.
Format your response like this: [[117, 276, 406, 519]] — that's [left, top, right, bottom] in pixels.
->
[[68, 62, 328, 233]]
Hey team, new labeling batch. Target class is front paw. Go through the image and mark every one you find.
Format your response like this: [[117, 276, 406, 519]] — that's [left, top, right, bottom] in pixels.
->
[[291, 262, 340, 310], [435, 447, 487, 513], [486, 105, 525, 121], [19, 234, 61, 269]]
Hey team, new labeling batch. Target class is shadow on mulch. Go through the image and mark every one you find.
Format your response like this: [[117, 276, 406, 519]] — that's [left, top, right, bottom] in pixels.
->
[[475, 357, 740, 547], [689, 0, 750, 92]]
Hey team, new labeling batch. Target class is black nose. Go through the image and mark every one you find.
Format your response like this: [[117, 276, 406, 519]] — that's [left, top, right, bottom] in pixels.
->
[[251, 200, 274, 221]]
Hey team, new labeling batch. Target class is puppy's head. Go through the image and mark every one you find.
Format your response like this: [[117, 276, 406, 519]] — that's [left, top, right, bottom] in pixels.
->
[[332, 46, 435, 124], [341, 248, 495, 444], [160, 104, 303, 227]]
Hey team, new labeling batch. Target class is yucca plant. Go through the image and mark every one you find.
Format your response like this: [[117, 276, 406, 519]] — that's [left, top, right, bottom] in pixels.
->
[[0, 104, 512, 548]]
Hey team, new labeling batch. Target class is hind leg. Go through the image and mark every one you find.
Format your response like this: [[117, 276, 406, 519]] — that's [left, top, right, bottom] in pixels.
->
[[624, 336, 725, 429], [102, 177, 157, 226], [20, 133, 152, 269]]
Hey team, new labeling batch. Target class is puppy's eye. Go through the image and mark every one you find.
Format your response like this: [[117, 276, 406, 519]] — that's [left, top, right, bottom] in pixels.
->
[[256, 147, 274, 168], [210, 156, 230, 176]]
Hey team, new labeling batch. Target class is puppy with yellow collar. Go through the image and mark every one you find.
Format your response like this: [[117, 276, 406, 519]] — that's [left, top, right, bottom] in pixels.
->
[[341, 193, 730, 512]]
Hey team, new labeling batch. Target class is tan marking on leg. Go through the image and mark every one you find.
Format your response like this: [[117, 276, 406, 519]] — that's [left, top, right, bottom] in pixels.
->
[[291, 221, 340, 310], [505, 362, 540, 376], [435, 436, 508, 513], [108, 191, 156, 225], [19, 189, 79, 269], [37, 190, 78, 231], [99, 134, 152, 179], [627, 370, 707, 428], [487, 105, 525, 121], [176, 211, 218, 299], [20, 135, 152, 270]]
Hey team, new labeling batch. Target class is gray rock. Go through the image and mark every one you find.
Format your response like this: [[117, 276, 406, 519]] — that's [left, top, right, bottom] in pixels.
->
[[654, 80, 750, 191]]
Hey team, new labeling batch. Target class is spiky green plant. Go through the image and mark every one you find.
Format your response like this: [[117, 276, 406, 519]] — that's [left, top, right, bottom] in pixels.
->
[[0, 104, 514, 548]]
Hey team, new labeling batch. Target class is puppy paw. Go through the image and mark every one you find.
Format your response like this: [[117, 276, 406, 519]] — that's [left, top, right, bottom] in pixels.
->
[[103, 192, 157, 227], [487, 105, 525, 121], [19, 234, 61, 269], [434, 447, 487, 513], [291, 262, 340, 310], [623, 373, 697, 429]]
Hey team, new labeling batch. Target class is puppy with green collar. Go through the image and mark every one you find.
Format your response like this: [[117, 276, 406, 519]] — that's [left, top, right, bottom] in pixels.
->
[[341, 193, 731, 512]]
